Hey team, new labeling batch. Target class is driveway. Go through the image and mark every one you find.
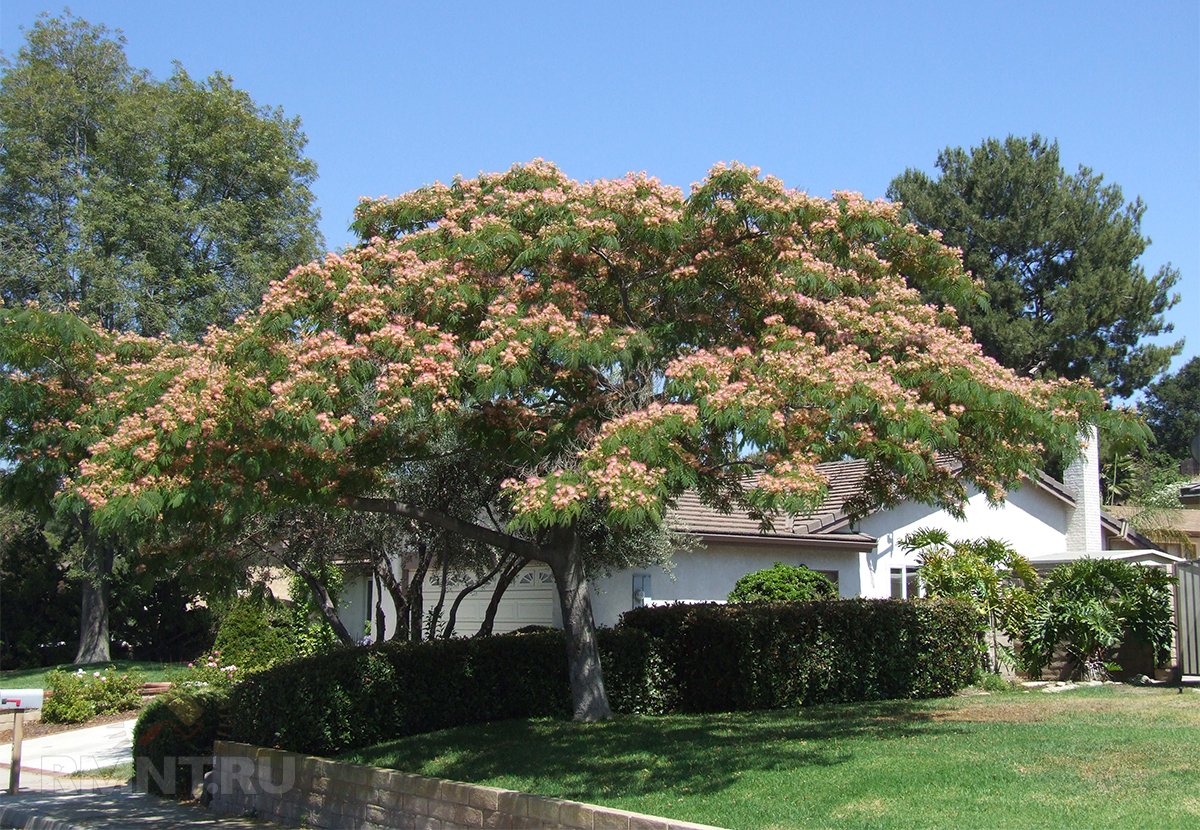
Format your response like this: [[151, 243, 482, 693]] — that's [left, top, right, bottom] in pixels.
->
[[0, 719, 134, 776]]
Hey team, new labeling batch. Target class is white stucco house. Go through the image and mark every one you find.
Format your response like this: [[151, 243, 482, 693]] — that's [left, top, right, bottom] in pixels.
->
[[336, 435, 1180, 638]]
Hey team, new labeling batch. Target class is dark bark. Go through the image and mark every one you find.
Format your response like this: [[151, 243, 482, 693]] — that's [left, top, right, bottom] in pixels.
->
[[547, 531, 611, 722], [408, 542, 431, 643], [443, 554, 512, 639], [372, 569, 386, 642], [475, 555, 528, 638], [372, 554, 410, 641], [73, 527, 113, 665], [425, 558, 450, 640]]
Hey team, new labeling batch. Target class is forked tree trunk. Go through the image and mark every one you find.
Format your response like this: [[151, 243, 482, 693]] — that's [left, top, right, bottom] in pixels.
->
[[476, 556, 528, 637], [74, 533, 113, 665], [443, 554, 512, 639], [408, 542, 431, 642], [547, 531, 611, 722]]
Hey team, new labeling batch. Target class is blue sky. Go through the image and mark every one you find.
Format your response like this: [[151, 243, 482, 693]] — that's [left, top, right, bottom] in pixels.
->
[[2, 1, 1197, 380]]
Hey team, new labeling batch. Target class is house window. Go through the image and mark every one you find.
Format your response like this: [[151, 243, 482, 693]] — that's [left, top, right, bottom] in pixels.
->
[[632, 574, 651, 608], [890, 566, 920, 600]]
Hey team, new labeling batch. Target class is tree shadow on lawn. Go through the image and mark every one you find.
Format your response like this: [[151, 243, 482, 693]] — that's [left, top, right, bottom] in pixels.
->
[[344, 699, 967, 803]]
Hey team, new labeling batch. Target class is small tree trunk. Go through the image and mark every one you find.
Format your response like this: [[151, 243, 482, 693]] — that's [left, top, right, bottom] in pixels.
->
[[373, 555, 410, 641], [408, 542, 431, 642], [547, 531, 611, 722], [297, 569, 355, 645], [426, 559, 451, 639], [74, 530, 113, 665], [476, 556, 528, 637], [444, 554, 512, 639], [372, 569, 386, 641]]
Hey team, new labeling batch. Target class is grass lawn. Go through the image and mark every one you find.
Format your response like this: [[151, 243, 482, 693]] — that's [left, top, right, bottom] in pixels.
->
[[340, 685, 1200, 830], [0, 660, 180, 688]]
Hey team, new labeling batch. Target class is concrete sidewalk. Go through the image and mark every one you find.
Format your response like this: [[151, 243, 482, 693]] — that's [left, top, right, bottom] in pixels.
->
[[0, 788, 273, 828], [0, 720, 134, 775], [0, 719, 271, 828]]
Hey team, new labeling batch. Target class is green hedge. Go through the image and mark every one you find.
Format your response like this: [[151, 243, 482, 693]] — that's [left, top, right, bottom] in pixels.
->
[[619, 599, 979, 711], [224, 599, 978, 756], [132, 688, 229, 797], [226, 632, 572, 757]]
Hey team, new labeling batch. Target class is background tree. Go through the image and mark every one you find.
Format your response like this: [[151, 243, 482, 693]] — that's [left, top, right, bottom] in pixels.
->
[[888, 134, 1181, 399], [0, 12, 322, 337], [27, 162, 1105, 721], [0, 12, 322, 663], [1141, 356, 1200, 463]]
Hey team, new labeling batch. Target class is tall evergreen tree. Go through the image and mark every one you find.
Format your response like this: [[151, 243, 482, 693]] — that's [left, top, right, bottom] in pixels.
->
[[0, 12, 322, 339], [1142, 356, 1200, 461], [888, 135, 1181, 399], [0, 12, 323, 662]]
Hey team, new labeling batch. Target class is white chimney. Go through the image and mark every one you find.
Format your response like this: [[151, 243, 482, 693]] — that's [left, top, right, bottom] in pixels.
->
[[1064, 424, 1102, 552]]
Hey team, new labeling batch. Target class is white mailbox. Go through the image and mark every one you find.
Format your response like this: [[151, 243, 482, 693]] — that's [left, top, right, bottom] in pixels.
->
[[0, 689, 44, 711]]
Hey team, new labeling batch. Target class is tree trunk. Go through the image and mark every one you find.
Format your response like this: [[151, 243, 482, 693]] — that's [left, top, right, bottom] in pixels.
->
[[408, 542, 431, 643], [476, 556, 528, 638], [74, 531, 112, 665], [297, 569, 355, 645], [372, 555, 410, 641], [372, 569, 386, 642], [426, 558, 450, 639], [444, 555, 512, 639], [547, 531, 611, 722]]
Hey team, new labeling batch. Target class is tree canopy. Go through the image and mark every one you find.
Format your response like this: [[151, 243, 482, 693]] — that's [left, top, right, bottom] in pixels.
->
[[1142, 356, 1200, 461], [0, 12, 322, 340], [0, 11, 323, 664], [5, 161, 1106, 718], [888, 135, 1181, 399]]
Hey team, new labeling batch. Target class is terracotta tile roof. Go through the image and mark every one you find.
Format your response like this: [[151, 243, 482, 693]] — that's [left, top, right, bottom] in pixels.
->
[[666, 459, 873, 544], [665, 459, 1152, 551]]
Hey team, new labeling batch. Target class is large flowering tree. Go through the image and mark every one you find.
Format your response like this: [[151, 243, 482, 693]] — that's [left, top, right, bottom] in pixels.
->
[[11, 162, 1106, 720]]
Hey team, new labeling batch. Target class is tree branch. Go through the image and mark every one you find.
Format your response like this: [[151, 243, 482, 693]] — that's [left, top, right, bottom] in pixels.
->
[[340, 496, 545, 560]]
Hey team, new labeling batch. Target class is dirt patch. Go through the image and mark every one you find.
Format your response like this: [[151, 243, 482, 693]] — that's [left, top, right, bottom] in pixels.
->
[[932, 703, 1053, 724], [928, 687, 1200, 725], [0, 708, 138, 743]]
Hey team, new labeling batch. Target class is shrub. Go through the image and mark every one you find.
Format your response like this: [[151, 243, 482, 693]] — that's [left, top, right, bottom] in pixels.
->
[[132, 688, 228, 797], [225, 632, 571, 757], [169, 649, 241, 689], [619, 599, 979, 712], [1016, 558, 1175, 680], [41, 667, 145, 724], [41, 671, 95, 724], [226, 599, 979, 756], [727, 562, 837, 603], [212, 597, 299, 673]]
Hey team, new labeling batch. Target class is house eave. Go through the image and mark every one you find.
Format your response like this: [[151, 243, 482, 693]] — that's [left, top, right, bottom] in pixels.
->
[[689, 530, 877, 552]]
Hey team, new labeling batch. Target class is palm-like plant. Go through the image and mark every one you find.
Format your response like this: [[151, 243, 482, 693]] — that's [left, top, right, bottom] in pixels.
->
[[901, 529, 1039, 673]]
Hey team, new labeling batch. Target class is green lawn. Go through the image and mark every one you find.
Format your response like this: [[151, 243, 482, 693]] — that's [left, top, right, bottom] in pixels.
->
[[0, 660, 180, 688], [340, 686, 1200, 830]]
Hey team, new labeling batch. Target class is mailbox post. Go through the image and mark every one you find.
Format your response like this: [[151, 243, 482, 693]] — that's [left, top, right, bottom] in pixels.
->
[[1, 689, 45, 795]]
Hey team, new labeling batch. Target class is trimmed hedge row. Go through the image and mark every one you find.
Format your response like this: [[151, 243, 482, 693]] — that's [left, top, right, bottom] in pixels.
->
[[225, 631, 573, 757], [619, 598, 980, 711], [217, 598, 978, 757]]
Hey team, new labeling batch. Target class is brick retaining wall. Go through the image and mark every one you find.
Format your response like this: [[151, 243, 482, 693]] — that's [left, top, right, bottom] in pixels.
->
[[210, 740, 725, 830]]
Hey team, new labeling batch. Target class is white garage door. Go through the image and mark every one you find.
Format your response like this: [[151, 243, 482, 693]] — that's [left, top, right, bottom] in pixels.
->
[[425, 564, 558, 635]]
